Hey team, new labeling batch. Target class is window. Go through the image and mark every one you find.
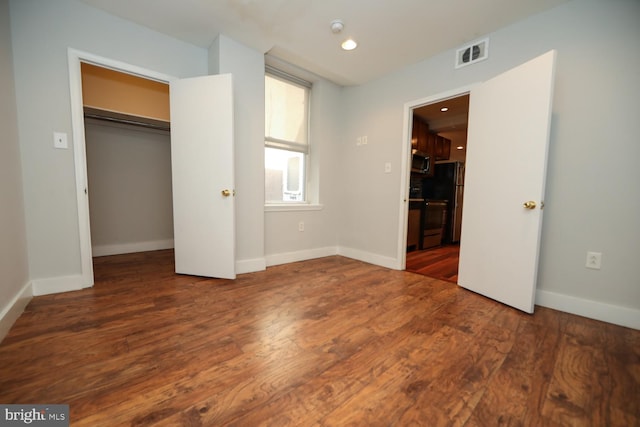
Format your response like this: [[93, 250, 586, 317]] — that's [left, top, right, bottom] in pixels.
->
[[265, 68, 310, 203]]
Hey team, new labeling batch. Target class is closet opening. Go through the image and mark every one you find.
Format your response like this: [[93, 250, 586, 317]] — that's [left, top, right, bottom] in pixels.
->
[[80, 63, 174, 260]]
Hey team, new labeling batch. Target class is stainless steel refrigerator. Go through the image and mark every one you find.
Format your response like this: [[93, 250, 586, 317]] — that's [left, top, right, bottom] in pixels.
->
[[424, 161, 465, 243]]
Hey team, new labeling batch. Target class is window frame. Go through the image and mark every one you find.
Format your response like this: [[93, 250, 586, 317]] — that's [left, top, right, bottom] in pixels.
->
[[264, 66, 312, 205]]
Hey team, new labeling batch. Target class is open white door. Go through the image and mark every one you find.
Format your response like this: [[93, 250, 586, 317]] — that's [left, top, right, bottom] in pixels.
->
[[170, 74, 236, 279], [458, 50, 556, 313]]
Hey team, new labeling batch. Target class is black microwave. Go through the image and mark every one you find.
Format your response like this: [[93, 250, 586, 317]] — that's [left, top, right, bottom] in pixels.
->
[[411, 150, 431, 174]]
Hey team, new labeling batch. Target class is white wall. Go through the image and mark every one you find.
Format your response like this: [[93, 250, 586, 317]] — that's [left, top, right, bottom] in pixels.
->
[[85, 120, 173, 256], [0, 0, 30, 340], [9, 0, 207, 284], [339, 0, 640, 327]]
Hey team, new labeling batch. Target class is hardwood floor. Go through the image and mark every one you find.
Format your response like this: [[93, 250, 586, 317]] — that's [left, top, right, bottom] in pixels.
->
[[1, 250, 638, 426], [406, 245, 460, 283]]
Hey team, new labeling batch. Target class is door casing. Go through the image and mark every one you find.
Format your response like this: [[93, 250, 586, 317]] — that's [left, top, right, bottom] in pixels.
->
[[68, 48, 176, 288], [398, 84, 476, 270]]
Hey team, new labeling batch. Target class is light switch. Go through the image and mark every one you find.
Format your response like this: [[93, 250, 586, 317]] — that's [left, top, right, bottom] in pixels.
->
[[384, 162, 392, 173], [53, 132, 68, 149]]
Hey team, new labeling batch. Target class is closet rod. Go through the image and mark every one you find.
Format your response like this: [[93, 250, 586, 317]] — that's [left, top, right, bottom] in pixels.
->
[[83, 107, 170, 132]]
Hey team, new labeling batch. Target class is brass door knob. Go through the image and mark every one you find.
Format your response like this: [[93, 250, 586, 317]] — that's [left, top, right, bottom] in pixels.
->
[[523, 200, 537, 209], [221, 189, 232, 197]]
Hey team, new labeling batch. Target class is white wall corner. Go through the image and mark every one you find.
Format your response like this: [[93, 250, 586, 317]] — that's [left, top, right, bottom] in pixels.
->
[[337, 246, 402, 271], [536, 289, 640, 330], [32, 275, 89, 296], [236, 257, 267, 275], [265, 247, 338, 268], [0, 282, 33, 343], [208, 35, 221, 75]]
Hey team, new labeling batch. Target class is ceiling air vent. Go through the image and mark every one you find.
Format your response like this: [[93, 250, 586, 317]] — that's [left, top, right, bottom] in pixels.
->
[[455, 38, 489, 69]]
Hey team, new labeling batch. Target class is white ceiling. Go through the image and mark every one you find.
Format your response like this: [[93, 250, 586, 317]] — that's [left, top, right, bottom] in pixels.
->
[[78, 0, 568, 86]]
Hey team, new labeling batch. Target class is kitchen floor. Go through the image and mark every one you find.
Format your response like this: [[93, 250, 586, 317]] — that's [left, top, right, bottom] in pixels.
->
[[406, 244, 459, 283]]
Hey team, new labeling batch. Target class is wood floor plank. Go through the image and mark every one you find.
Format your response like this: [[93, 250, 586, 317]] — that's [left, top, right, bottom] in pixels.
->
[[542, 317, 640, 426], [466, 307, 568, 426], [0, 250, 638, 426], [406, 244, 460, 282]]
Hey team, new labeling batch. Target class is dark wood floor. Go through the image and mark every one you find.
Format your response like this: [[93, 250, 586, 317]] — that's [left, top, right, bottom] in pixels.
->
[[1, 250, 638, 426], [406, 245, 460, 283]]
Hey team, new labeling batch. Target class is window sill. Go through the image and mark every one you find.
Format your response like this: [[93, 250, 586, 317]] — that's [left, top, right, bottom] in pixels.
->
[[264, 203, 324, 212]]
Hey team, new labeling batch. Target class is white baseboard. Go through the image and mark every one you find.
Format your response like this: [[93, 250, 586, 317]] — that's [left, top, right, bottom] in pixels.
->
[[265, 246, 337, 267], [92, 239, 174, 257], [32, 274, 88, 296], [536, 289, 640, 330], [236, 257, 266, 274], [13, 252, 638, 340], [0, 282, 33, 342], [336, 246, 401, 270]]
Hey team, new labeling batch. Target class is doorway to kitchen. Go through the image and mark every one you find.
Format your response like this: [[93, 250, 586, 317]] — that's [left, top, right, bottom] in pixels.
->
[[402, 51, 556, 313], [405, 94, 469, 283]]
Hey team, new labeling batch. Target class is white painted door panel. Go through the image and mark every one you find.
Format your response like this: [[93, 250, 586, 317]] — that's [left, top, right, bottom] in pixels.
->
[[170, 74, 236, 279], [458, 50, 556, 313]]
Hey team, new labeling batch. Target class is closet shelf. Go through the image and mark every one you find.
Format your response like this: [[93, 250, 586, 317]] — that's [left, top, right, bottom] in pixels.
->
[[83, 107, 170, 132]]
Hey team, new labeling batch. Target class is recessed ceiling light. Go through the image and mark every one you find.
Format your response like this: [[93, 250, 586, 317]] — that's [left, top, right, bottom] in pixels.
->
[[341, 39, 357, 51], [440, 107, 449, 112]]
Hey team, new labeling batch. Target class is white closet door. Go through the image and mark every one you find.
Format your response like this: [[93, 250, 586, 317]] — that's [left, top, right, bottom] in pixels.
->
[[170, 74, 236, 279]]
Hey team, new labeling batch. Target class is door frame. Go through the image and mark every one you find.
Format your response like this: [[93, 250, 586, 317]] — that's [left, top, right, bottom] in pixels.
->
[[67, 48, 177, 288], [397, 84, 476, 270]]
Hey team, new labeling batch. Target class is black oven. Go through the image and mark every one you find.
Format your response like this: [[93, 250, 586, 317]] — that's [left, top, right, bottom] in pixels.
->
[[409, 177, 423, 199], [423, 200, 448, 249]]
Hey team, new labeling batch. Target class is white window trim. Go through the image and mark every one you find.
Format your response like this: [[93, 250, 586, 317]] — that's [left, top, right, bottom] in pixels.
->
[[264, 203, 324, 212]]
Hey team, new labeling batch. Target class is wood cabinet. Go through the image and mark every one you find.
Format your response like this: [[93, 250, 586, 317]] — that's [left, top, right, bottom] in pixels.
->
[[411, 117, 430, 153], [407, 208, 421, 251], [411, 118, 419, 149], [412, 115, 450, 162], [426, 132, 436, 157], [434, 135, 451, 161]]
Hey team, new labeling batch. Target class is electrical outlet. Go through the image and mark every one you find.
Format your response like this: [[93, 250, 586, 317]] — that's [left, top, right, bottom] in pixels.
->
[[586, 251, 602, 270], [298, 221, 304, 232]]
